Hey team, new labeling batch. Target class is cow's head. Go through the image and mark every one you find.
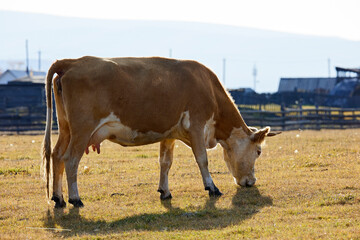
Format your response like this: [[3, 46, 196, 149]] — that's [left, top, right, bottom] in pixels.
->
[[220, 126, 279, 187]]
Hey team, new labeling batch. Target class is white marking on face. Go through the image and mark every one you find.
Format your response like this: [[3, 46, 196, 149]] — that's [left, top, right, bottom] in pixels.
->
[[223, 127, 258, 186]]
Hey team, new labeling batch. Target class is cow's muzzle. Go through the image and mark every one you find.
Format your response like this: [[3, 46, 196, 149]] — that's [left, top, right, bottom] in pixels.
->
[[235, 176, 257, 187]]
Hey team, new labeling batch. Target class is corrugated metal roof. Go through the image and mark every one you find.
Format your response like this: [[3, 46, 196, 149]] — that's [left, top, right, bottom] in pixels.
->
[[278, 78, 337, 93], [10, 75, 45, 84]]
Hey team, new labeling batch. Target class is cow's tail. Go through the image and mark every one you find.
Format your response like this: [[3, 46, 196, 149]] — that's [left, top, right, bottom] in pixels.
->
[[41, 59, 74, 199]]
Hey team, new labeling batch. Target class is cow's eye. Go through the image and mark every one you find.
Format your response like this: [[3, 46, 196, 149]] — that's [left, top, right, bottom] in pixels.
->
[[257, 150, 261, 156]]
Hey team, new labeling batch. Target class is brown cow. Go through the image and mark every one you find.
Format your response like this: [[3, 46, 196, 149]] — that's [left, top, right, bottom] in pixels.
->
[[42, 56, 279, 208]]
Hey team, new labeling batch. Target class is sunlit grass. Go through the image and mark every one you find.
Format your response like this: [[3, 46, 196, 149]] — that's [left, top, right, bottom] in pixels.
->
[[0, 129, 359, 239]]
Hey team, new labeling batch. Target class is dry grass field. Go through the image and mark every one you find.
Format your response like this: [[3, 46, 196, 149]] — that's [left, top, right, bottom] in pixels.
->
[[1, 129, 359, 239]]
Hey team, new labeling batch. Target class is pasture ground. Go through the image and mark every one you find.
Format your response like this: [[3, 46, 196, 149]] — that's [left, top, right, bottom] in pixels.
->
[[0, 129, 359, 239]]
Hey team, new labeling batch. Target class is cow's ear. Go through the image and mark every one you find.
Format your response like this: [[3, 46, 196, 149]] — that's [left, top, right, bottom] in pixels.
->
[[250, 127, 270, 143], [248, 126, 258, 132], [267, 131, 282, 137]]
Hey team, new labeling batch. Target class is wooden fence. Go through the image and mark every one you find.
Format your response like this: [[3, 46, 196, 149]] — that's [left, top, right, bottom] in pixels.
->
[[0, 107, 49, 134], [2, 82, 359, 134], [1, 106, 360, 134], [240, 108, 360, 131]]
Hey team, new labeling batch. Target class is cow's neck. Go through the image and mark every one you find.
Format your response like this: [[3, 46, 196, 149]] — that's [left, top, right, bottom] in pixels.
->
[[215, 103, 251, 142]]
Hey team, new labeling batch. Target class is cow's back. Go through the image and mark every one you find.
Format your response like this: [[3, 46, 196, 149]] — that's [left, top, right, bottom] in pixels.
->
[[59, 56, 221, 135]]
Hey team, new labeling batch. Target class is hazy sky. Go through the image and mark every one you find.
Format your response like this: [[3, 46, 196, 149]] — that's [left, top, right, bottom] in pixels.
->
[[1, 0, 360, 41]]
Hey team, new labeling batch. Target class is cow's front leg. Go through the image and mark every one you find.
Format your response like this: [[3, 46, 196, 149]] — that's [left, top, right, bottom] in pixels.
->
[[190, 130, 222, 197], [158, 139, 175, 200]]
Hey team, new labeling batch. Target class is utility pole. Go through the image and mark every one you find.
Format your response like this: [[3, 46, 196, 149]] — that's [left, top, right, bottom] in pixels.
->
[[169, 49, 172, 58], [328, 58, 331, 77], [25, 39, 29, 76], [253, 63, 258, 92], [38, 50, 41, 71], [222, 58, 226, 87]]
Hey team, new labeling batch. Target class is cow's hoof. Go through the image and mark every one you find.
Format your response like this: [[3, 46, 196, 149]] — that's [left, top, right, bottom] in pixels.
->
[[158, 189, 172, 200], [69, 198, 84, 208], [205, 186, 223, 197], [161, 193, 173, 200], [51, 195, 66, 208]]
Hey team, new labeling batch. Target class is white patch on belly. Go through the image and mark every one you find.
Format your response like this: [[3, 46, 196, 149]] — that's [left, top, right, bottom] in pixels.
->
[[204, 114, 217, 149], [90, 112, 120, 137], [89, 111, 192, 147]]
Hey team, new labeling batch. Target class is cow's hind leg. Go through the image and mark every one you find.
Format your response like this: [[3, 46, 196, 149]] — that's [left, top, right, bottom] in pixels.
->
[[158, 139, 175, 200], [51, 130, 70, 208], [63, 135, 89, 207], [51, 77, 70, 208], [189, 129, 222, 197]]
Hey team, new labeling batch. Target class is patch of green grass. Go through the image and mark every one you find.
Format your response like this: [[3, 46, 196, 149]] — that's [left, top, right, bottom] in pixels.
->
[[0, 167, 29, 175], [302, 161, 330, 168], [319, 194, 357, 206], [134, 153, 158, 158], [135, 154, 150, 158]]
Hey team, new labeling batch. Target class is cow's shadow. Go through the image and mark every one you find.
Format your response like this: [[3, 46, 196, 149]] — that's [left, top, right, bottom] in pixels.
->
[[43, 187, 272, 237]]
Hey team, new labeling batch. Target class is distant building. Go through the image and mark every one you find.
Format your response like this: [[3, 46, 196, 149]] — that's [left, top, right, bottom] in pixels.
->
[[10, 74, 46, 84], [278, 77, 336, 94], [229, 88, 261, 106], [0, 69, 46, 85], [229, 88, 256, 94], [331, 67, 360, 97], [335, 67, 360, 82], [278, 66, 360, 95], [0, 69, 46, 110]]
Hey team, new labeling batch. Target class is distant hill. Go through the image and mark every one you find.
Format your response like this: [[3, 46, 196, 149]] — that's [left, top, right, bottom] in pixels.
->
[[1, 10, 359, 93]]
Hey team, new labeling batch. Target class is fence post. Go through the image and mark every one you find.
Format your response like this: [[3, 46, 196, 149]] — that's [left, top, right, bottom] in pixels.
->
[[352, 109, 356, 123], [16, 108, 20, 134], [299, 100, 303, 130], [281, 103, 286, 131], [315, 104, 320, 130], [340, 110, 344, 129]]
